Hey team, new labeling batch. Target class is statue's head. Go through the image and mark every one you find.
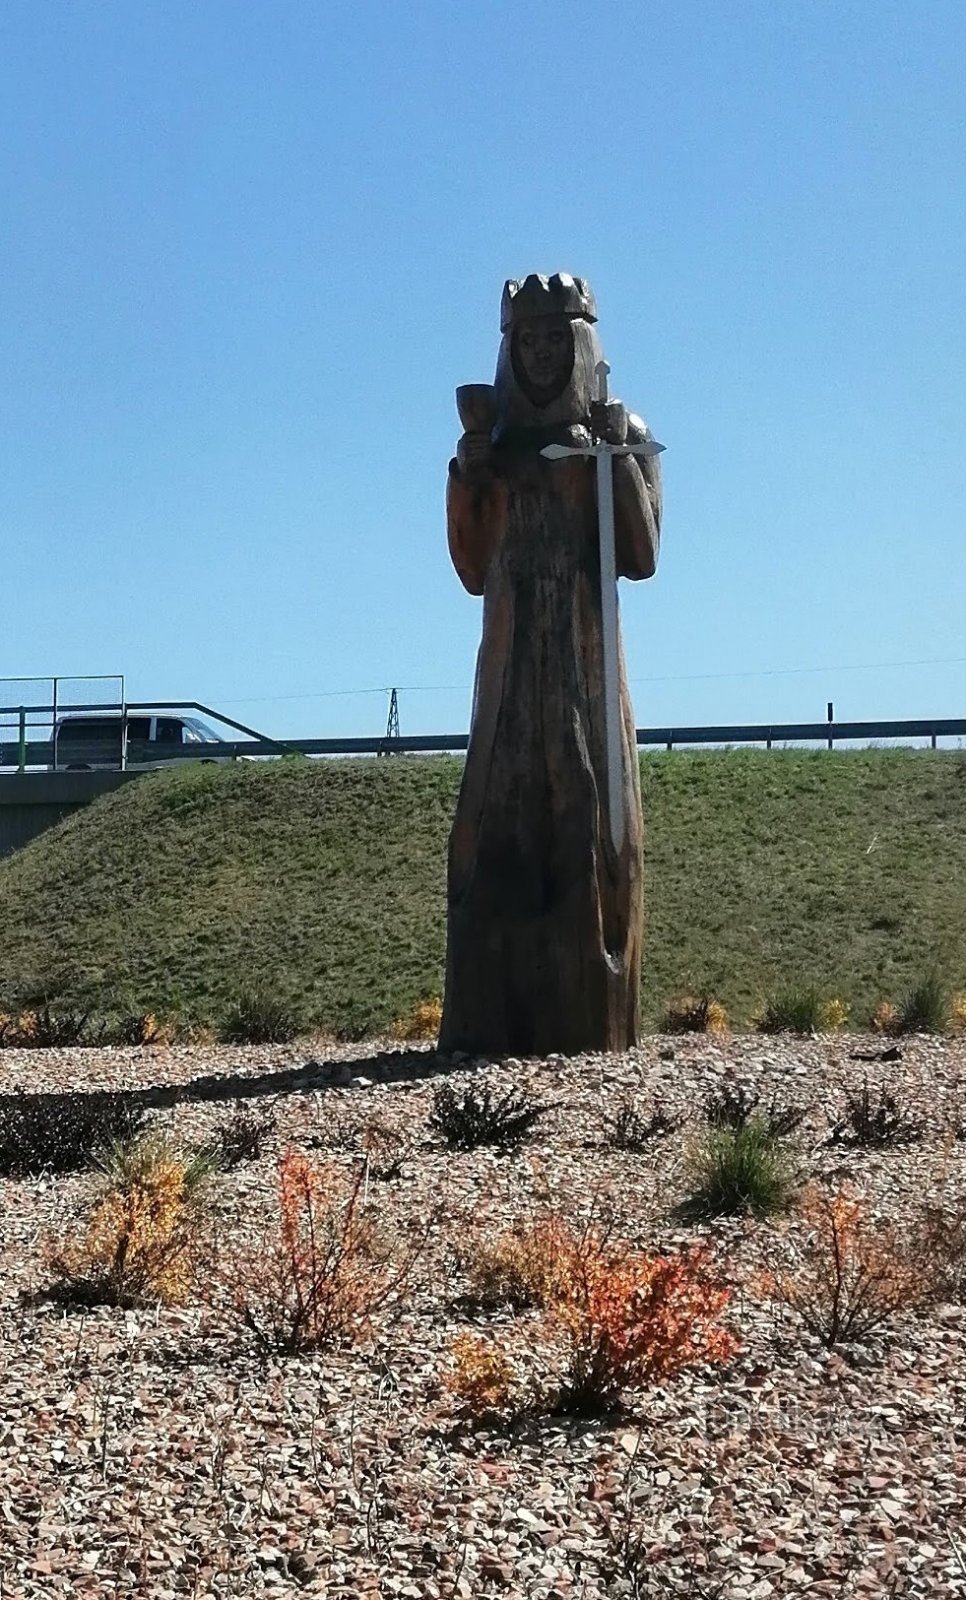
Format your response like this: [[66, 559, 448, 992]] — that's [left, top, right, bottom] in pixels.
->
[[494, 273, 602, 432], [511, 316, 575, 405]]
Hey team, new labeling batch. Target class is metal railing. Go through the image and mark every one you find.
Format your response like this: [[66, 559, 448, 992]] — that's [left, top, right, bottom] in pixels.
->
[[0, 676, 125, 771], [1, 703, 964, 770]]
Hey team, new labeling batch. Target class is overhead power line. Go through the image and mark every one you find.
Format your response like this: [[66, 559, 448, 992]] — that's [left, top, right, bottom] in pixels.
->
[[210, 652, 966, 707]]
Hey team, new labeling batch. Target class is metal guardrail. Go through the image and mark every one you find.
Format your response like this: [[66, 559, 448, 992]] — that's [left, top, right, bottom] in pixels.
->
[[2, 715, 964, 770]]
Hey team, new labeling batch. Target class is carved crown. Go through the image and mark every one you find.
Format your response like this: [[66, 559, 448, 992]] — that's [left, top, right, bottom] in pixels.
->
[[500, 272, 598, 332]]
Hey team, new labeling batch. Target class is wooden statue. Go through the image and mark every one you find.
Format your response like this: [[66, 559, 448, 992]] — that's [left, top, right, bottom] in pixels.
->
[[439, 273, 663, 1057]]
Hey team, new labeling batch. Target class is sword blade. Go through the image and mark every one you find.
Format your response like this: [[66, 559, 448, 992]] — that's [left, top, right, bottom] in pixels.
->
[[596, 448, 625, 855]]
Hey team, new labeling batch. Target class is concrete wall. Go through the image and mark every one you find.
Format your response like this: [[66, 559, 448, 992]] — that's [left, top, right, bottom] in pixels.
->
[[0, 770, 144, 859]]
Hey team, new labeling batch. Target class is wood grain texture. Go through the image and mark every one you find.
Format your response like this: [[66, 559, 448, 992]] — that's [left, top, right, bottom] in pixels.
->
[[440, 281, 661, 1056]]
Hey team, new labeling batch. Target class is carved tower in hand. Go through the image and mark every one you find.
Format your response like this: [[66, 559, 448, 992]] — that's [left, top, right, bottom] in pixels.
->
[[440, 273, 663, 1057]]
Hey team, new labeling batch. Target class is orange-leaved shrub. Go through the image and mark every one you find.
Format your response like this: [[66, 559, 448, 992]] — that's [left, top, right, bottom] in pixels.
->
[[45, 1133, 215, 1307], [390, 997, 443, 1042], [453, 1214, 737, 1415], [234, 1147, 421, 1354], [446, 1333, 521, 1415], [763, 1182, 934, 1346], [460, 1213, 576, 1310], [546, 1234, 738, 1411]]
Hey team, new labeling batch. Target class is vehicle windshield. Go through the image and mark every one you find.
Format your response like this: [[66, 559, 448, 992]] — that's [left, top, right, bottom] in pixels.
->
[[184, 718, 222, 744]]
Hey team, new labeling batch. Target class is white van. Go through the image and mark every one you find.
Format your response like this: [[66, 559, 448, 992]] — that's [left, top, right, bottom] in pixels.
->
[[54, 713, 228, 771]]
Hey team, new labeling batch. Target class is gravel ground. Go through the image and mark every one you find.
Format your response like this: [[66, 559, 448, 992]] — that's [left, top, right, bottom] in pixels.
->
[[1, 1034, 964, 1598]]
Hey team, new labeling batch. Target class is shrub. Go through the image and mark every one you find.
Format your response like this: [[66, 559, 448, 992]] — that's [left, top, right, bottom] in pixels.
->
[[446, 1333, 520, 1416], [603, 1095, 679, 1152], [682, 1120, 796, 1219], [0, 1089, 147, 1177], [822, 997, 850, 1031], [234, 1149, 421, 1355], [704, 1082, 759, 1130], [110, 1012, 174, 1047], [828, 1081, 926, 1149], [447, 1221, 737, 1417], [318, 1113, 419, 1180], [45, 1133, 215, 1308], [459, 1214, 573, 1310], [660, 994, 729, 1035], [358, 1117, 418, 1181], [871, 999, 900, 1034], [209, 1102, 274, 1168], [894, 974, 949, 1035], [220, 991, 300, 1045], [755, 988, 824, 1035], [429, 1080, 548, 1151], [704, 1083, 806, 1138], [547, 1237, 738, 1413], [0, 1003, 92, 1049], [764, 1183, 934, 1346], [390, 997, 443, 1043]]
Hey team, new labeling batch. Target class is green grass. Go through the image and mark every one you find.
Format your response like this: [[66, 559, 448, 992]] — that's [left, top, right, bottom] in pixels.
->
[[0, 749, 964, 1034], [680, 1119, 798, 1219]]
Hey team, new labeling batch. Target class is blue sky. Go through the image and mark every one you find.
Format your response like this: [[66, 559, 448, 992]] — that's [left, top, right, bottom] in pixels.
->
[[1, 0, 963, 739]]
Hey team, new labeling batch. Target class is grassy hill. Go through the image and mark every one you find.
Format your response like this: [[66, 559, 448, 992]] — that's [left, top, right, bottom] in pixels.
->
[[0, 749, 964, 1031]]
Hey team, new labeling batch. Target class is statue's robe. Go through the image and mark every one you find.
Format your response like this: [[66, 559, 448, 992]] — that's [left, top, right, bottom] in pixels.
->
[[440, 417, 661, 1056]]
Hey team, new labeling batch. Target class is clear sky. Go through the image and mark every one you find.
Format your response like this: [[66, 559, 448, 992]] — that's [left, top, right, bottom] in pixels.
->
[[1, 0, 964, 740]]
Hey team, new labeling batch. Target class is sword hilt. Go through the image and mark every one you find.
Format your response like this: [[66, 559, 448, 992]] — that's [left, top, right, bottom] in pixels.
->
[[595, 360, 610, 403]]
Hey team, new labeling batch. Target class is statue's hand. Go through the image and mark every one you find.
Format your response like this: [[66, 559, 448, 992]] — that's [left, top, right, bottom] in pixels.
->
[[457, 431, 493, 476], [590, 399, 628, 446]]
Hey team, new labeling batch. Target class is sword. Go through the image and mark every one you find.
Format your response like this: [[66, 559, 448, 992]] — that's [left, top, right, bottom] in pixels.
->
[[541, 360, 665, 854]]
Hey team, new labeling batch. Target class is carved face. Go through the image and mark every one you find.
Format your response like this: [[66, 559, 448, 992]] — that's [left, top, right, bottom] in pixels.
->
[[511, 315, 575, 405]]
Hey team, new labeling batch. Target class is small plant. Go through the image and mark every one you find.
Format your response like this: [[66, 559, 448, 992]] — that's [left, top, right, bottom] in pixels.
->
[[429, 1080, 548, 1151], [446, 1222, 737, 1417], [894, 974, 949, 1035], [234, 1148, 422, 1355], [389, 996, 443, 1043], [660, 994, 729, 1035], [547, 1237, 738, 1413], [220, 991, 300, 1045], [318, 1113, 419, 1179], [950, 994, 966, 1033], [682, 1120, 796, 1219], [764, 1182, 934, 1346], [828, 1080, 926, 1149], [0, 1003, 92, 1048], [704, 1081, 760, 1129], [459, 1214, 573, 1310], [111, 1011, 174, 1047], [755, 988, 824, 1035], [446, 1333, 521, 1416], [703, 1082, 806, 1138], [822, 996, 850, 1030], [358, 1117, 418, 1181], [209, 1102, 274, 1168], [603, 1094, 680, 1152], [0, 1089, 147, 1177], [871, 999, 900, 1034], [45, 1132, 215, 1308]]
